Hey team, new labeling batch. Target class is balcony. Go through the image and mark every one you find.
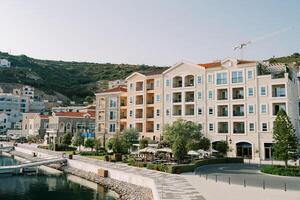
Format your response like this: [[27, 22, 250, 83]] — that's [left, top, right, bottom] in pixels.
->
[[185, 105, 195, 116], [173, 105, 182, 116], [135, 109, 143, 119], [218, 122, 228, 133], [272, 84, 286, 97], [173, 92, 182, 103], [233, 122, 245, 134], [146, 79, 154, 91], [217, 89, 228, 100], [233, 105, 244, 116], [120, 122, 127, 132], [232, 87, 244, 100], [146, 107, 154, 118], [120, 111, 127, 119], [217, 105, 228, 117], [146, 121, 154, 133], [184, 75, 194, 87], [135, 123, 143, 132], [146, 93, 154, 105], [273, 103, 286, 115], [185, 91, 195, 103], [173, 76, 182, 88], [136, 81, 143, 91], [135, 95, 143, 105], [120, 97, 127, 106]]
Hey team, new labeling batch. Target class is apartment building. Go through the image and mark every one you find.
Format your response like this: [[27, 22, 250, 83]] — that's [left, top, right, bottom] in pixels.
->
[[163, 58, 299, 160], [22, 113, 49, 137], [95, 58, 299, 160], [95, 86, 127, 139], [125, 71, 164, 140]]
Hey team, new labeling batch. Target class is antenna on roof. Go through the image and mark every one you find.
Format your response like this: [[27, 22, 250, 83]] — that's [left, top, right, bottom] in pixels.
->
[[233, 27, 293, 59]]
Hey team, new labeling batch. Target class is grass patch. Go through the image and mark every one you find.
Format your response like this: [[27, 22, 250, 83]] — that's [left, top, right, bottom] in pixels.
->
[[261, 165, 300, 177], [85, 155, 105, 160]]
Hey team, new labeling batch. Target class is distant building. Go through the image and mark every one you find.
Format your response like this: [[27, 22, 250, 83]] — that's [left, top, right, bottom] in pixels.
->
[[0, 113, 10, 134], [0, 59, 11, 68], [45, 111, 95, 144], [22, 113, 49, 138], [29, 101, 46, 112], [51, 106, 85, 113], [22, 85, 35, 101], [108, 79, 126, 89]]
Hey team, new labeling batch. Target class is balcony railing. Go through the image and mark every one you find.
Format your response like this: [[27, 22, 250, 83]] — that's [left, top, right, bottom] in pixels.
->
[[173, 98, 182, 103], [147, 83, 154, 90], [233, 111, 244, 116]]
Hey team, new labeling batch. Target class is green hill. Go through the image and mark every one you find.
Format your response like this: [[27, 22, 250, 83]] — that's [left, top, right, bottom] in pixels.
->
[[0, 52, 165, 102], [268, 52, 300, 64]]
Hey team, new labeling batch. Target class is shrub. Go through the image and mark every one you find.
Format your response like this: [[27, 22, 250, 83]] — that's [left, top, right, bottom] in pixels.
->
[[261, 165, 300, 177], [49, 144, 77, 151], [79, 151, 106, 156]]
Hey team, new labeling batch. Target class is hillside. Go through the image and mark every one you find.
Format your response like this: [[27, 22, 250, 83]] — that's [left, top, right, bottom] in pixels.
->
[[0, 52, 165, 102], [268, 52, 300, 64]]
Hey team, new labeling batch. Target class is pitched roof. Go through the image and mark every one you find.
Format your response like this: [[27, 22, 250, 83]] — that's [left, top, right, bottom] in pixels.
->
[[237, 60, 256, 64], [54, 111, 95, 118], [198, 61, 221, 68], [100, 86, 127, 93]]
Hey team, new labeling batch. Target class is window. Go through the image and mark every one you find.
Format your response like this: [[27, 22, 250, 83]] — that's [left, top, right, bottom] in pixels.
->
[[197, 76, 202, 84], [156, 95, 160, 102], [129, 83, 134, 91], [109, 111, 116, 120], [197, 91, 202, 100], [129, 96, 133, 104], [166, 79, 170, 87], [209, 107, 214, 115], [248, 88, 254, 97], [109, 123, 116, 132], [156, 80, 160, 87], [232, 71, 243, 83], [216, 72, 227, 85], [209, 123, 214, 131], [261, 104, 267, 114], [109, 98, 117, 108], [129, 124, 133, 129], [247, 70, 254, 80], [249, 123, 255, 132], [156, 124, 160, 131], [208, 90, 213, 99], [260, 86, 267, 96], [156, 109, 160, 117], [208, 74, 213, 83], [248, 105, 254, 114], [166, 94, 170, 101], [261, 123, 268, 132], [129, 110, 133, 117], [198, 108, 202, 115], [166, 109, 170, 116]]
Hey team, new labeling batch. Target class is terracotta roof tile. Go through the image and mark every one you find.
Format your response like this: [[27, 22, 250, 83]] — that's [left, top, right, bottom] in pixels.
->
[[198, 61, 221, 68], [54, 112, 95, 118], [101, 86, 127, 93]]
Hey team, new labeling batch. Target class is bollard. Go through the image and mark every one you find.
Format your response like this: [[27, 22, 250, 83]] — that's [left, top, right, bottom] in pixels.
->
[[263, 180, 265, 190], [284, 183, 287, 192], [244, 179, 246, 187], [215, 175, 218, 182], [228, 177, 231, 185], [206, 174, 208, 180]]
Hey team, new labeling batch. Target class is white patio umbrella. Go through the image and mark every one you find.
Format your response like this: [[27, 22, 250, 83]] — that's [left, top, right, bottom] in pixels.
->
[[188, 150, 200, 156], [211, 149, 219, 153], [138, 147, 157, 154], [157, 147, 172, 154], [197, 149, 210, 154]]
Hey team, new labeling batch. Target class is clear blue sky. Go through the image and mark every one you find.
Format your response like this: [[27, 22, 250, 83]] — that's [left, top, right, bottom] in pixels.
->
[[0, 0, 299, 66]]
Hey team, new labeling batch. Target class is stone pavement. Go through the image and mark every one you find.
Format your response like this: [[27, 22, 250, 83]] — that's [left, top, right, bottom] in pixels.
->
[[14, 144, 206, 200]]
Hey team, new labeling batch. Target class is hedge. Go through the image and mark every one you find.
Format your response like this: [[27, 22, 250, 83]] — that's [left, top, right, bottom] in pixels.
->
[[261, 165, 300, 177], [169, 158, 244, 174], [79, 151, 106, 156]]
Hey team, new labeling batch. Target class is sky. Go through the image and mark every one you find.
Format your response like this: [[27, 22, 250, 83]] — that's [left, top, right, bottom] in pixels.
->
[[0, 0, 299, 66]]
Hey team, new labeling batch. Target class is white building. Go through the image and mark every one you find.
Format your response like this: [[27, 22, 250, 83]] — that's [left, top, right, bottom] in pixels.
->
[[0, 59, 11, 68], [0, 113, 10, 134], [22, 85, 35, 101]]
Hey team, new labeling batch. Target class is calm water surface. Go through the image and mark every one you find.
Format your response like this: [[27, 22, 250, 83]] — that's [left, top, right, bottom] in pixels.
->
[[0, 156, 117, 200]]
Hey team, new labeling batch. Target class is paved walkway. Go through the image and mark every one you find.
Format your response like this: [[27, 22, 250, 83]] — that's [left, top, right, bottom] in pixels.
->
[[193, 163, 300, 191], [13, 144, 205, 200]]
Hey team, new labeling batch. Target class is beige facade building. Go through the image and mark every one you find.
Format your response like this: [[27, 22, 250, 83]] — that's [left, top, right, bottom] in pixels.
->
[[95, 58, 299, 160]]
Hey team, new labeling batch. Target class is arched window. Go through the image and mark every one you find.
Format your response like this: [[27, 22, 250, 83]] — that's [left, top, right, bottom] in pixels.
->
[[172, 76, 182, 88], [184, 75, 194, 87]]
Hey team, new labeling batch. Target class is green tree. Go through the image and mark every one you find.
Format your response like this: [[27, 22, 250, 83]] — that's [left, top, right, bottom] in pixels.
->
[[61, 133, 72, 146], [85, 138, 96, 151], [123, 128, 139, 148], [199, 137, 211, 151], [157, 140, 170, 149], [172, 137, 187, 163], [214, 141, 229, 156], [72, 133, 84, 150], [94, 138, 102, 152], [107, 133, 128, 154], [139, 138, 149, 149], [273, 109, 299, 168]]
